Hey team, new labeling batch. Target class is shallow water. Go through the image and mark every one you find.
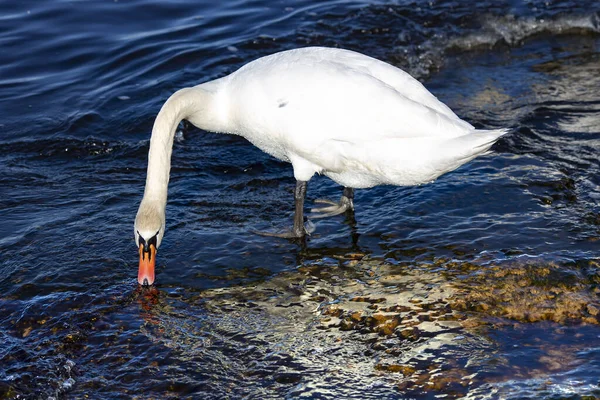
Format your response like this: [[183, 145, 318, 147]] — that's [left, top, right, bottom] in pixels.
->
[[1, 0, 600, 399]]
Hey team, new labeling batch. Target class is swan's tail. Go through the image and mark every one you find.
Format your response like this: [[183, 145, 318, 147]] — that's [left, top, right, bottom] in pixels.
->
[[446, 127, 509, 163], [412, 127, 509, 183], [470, 127, 510, 154]]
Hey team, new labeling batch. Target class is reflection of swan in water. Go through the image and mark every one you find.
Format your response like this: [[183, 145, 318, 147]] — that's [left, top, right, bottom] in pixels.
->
[[134, 47, 507, 285]]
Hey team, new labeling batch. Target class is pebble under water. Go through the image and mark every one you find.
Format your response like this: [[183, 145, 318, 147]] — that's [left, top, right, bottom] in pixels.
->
[[1, 0, 600, 399]]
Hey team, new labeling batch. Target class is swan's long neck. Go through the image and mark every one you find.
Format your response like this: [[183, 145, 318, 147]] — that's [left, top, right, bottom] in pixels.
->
[[142, 83, 226, 208]]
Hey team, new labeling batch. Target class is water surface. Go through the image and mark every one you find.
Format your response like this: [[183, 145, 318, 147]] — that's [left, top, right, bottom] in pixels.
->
[[1, 0, 600, 398]]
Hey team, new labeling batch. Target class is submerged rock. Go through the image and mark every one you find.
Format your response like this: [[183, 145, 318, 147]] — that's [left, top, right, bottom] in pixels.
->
[[450, 260, 600, 325]]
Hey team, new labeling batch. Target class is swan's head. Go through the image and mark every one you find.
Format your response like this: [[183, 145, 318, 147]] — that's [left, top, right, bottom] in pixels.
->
[[134, 201, 165, 286]]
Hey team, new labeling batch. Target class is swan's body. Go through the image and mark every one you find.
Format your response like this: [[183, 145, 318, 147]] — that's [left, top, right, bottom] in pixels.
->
[[135, 47, 507, 285]]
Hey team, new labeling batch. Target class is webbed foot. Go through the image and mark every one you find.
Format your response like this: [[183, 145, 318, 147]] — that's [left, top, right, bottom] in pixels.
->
[[310, 196, 354, 218]]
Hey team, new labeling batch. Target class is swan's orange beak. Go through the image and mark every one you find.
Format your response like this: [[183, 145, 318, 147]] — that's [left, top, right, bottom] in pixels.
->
[[138, 243, 156, 286]]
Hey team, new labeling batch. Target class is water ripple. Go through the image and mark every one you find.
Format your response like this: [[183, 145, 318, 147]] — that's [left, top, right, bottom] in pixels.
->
[[1, 0, 600, 398]]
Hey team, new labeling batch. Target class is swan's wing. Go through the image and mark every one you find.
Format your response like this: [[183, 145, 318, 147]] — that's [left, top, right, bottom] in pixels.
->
[[250, 47, 470, 128], [320, 48, 466, 123], [225, 47, 474, 156]]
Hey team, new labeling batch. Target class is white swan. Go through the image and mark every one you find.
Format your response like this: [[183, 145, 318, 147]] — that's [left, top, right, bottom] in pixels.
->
[[135, 46, 507, 285]]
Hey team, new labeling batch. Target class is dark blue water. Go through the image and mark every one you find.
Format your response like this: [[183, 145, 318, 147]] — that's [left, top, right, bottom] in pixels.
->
[[1, 1, 600, 399]]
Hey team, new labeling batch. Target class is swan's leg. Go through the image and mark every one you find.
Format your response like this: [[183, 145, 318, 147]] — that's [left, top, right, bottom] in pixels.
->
[[310, 187, 354, 219], [291, 180, 307, 236], [254, 180, 308, 238]]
